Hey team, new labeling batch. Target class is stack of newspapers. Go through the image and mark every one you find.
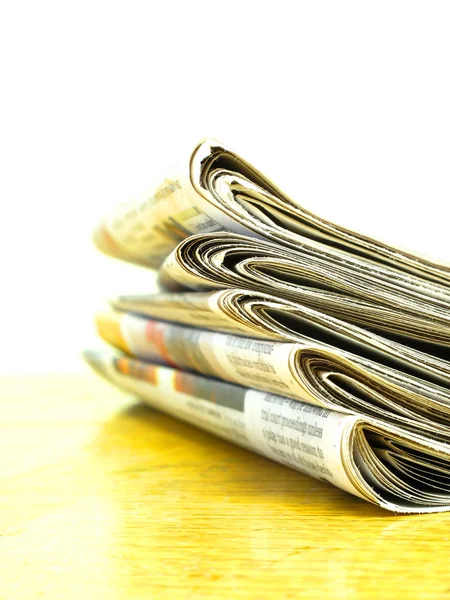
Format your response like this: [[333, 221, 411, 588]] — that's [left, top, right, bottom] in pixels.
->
[[86, 138, 450, 513]]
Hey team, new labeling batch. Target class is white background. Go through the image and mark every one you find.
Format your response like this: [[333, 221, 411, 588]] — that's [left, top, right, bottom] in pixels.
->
[[1, 1, 449, 373]]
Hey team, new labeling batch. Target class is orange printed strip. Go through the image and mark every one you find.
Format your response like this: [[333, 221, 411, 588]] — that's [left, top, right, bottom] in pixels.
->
[[145, 320, 178, 367], [113, 357, 159, 385]]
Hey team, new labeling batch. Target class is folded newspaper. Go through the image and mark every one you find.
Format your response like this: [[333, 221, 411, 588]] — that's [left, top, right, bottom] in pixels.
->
[[87, 138, 450, 513]]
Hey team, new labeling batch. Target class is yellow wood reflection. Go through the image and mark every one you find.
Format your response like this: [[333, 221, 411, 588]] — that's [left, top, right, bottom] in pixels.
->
[[1, 373, 450, 599]]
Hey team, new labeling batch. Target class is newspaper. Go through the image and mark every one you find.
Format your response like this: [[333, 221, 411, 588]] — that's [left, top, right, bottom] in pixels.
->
[[89, 137, 450, 513], [157, 232, 450, 348], [84, 349, 450, 514], [96, 309, 450, 442], [111, 289, 450, 390], [93, 138, 450, 287]]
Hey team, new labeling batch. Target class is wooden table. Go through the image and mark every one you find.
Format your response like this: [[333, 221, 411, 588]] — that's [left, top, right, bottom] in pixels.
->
[[2, 372, 450, 599]]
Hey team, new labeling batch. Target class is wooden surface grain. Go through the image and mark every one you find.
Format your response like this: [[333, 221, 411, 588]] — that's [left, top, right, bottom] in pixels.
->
[[2, 372, 450, 600]]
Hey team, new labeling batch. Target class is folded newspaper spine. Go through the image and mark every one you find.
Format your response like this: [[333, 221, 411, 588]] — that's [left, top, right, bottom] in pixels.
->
[[92, 138, 450, 284], [84, 349, 450, 514], [94, 310, 450, 443], [87, 137, 450, 514]]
